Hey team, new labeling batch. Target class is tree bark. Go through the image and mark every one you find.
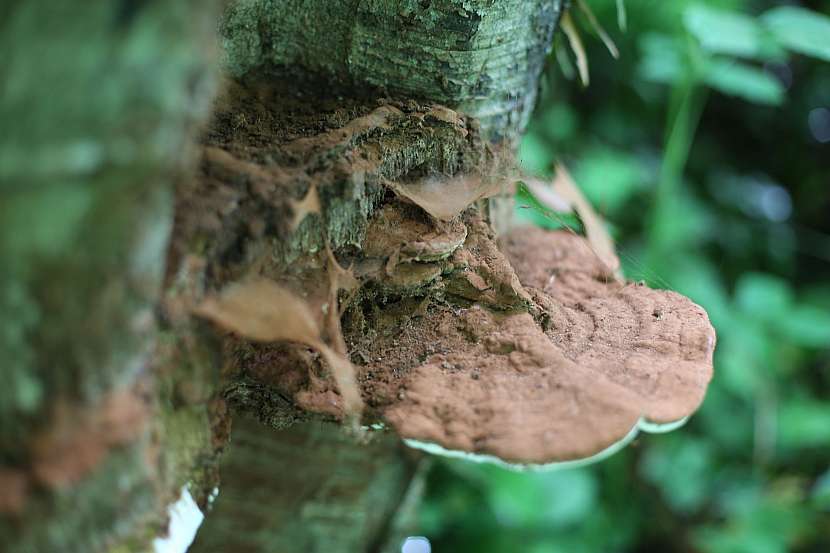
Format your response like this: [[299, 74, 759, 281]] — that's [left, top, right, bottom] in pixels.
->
[[190, 417, 427, 553], [1, 2, 225, 551], [1, 1, 564, 551]]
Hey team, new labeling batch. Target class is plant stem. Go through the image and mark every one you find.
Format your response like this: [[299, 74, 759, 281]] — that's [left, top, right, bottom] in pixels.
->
[[646, 75, 709, 278]]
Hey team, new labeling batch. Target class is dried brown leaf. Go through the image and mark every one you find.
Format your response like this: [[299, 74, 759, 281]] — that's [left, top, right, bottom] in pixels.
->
[[194, 279, 364, 417], [195, 279, 320, 344], [521, 177, 573, 213], [561, 12, 590, 86], [326, 245, 360, 296], [290, 183, 321, 231], [389, 174, 503, 221], [552, 164, 623, 280], [316, 343, 363, 416], [576, 0, 620, 59]]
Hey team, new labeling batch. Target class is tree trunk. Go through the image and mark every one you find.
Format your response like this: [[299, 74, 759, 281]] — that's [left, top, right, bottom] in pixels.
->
[[190, 417, 427, 553], [1, 1, 563, 551], [1, 2, 224, 551]]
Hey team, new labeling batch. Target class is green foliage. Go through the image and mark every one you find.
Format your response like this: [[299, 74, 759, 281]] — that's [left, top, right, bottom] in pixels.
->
[[702, 59, 784, 105], [420, 0, 830, 551], [683, 5, 769, 59], [762, 7, 830, 62]]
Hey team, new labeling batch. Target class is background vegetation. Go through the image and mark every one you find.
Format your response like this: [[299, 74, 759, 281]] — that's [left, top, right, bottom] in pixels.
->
[[419, 1, 830, 551]]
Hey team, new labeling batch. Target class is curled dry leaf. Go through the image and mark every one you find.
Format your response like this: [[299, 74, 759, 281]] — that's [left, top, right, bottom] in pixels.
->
[[576, 0, 620, 59], [424, 105, 468, 136], [520, 177, 573, 213], [561, 12, 590, 86], [325, 245, 360, 298], [551, 163, 623, 280], [195, 279, 319, 344], [194, 279, 363, 417], [324, 245, 360, 359], [283, 105, 402, 157], [388, 173, 503, 221]]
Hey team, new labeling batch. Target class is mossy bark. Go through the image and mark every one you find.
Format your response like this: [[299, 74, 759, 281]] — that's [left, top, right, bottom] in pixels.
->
[[163, 79, 490, 551], [0, 1, 223, 551]]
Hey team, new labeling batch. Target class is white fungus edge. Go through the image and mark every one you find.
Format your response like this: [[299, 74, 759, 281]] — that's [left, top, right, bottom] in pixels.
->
[[402, 415, 689, 472]]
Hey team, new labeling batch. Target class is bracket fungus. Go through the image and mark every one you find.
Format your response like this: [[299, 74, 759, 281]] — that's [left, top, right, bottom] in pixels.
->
[[186, 92, 714, 470], [196, 189, 715, 471], [378, 225, 715, 469]]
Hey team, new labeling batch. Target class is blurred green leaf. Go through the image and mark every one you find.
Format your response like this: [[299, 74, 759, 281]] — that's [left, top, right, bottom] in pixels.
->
[[519, 132, 553, 176], [802, 284, 830, 312], [717, 319, 771, 397], [778, 400, 830, 450], [683, 5, 764, 58], [812, 469, 830, 510], [537, 103, 578, 143], [734, 272, 794, 321], [697, 386, 755, 452], [665, 256, 731, 326], [572, 146, 648, 215], [640, 437, 713, 513], [696, 485, 813, 553], [702, 59, 784, 105], [711, 472, 764, 517], [514, 184, 582, 231], [772, 306, 830, 349], [638, 32, 684, 84], [762, 6, 830, 62], [482, 466, 597, 528]]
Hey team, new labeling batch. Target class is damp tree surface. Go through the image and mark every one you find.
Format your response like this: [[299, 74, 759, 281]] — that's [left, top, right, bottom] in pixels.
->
[[0, 2, 715, 552]]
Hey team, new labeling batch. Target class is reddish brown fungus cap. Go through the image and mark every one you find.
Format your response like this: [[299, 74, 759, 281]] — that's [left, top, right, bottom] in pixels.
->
[[382, 227, 716, 465]]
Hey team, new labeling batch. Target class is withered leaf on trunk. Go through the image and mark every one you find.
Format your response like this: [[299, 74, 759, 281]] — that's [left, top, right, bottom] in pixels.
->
[[195, 279, 363, 417], [388, 174, 503, 221]]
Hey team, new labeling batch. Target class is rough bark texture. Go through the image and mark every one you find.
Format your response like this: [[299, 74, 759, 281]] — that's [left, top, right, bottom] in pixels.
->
[[190, 418, 425, 553], [220, 0, 566, 140], [0, 1, 223, 551], [160, 76, 494, 549]]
